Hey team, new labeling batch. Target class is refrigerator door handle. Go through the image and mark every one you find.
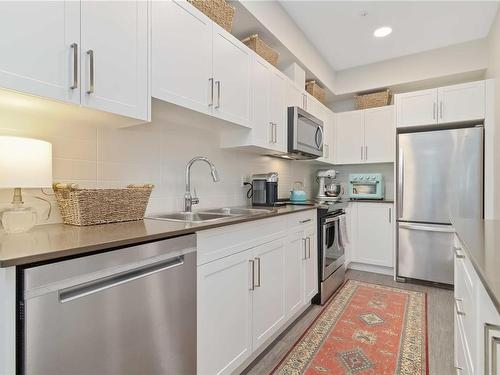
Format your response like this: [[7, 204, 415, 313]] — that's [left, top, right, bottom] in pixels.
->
[[398, 148, 404, 219], [399, 223, 455, 233]]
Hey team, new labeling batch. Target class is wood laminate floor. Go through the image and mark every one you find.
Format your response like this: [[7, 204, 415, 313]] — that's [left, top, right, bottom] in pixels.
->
[[242, 269, 454, 375]]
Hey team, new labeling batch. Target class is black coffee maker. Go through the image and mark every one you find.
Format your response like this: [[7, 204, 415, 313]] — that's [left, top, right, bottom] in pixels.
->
[[250, 172, 278, 206]]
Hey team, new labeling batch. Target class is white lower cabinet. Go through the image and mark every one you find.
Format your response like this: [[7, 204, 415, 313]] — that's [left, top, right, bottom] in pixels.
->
[[454, 235, 500, 375], [198, 249, 253, 375], [251, 239, 286, 349], [349, 203, 394, 269], [303, 225, 318, 303], [197, 210, 317, 375]]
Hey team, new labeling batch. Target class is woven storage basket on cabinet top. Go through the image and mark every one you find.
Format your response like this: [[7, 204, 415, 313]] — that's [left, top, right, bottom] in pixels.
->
[[354, 89, 392, 109], [53, 183, 154, 226], [241, 34, 279, 66], [305, 80, 326, 104], [188, 0, 235, 32]]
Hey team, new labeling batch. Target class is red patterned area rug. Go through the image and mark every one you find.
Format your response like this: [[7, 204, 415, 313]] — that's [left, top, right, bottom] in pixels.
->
[[272, 280, 428, 375]]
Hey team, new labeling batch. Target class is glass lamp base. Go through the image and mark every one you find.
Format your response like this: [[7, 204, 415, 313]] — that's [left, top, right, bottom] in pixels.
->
[[1, 206, 37, 234]]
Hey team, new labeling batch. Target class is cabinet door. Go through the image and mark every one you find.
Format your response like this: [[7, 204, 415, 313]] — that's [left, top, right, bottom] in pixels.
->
[[285, 230, 305, 318], [270, 70, 287, 152], [303, 225, 318, 303], [286, 82, 303, 108], [152, 0, 212, 115], [335, 110, 364, 164], [252, 238, 286, 349], [395, 88, 437, 128], [198, 250, 253, 375], [251, 56, 273, 147], [438, 81, 485, 124], [364, 106, 395, 163], [354, 203, 393, 267], [0, 1, 80, 104], [212, 24, 252, 128], [80, 1, 148, 120]]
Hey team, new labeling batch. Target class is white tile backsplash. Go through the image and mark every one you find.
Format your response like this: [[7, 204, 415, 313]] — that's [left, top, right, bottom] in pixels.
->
[[0, 109, 318, 224]]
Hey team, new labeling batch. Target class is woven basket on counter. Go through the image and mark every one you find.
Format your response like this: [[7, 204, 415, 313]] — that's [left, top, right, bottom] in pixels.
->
[[354, 89, 392, 109], [305, 80, 326, 104], [241, 34, 279, 66], [188, 0, 235, 32], [53, 183, 154, 226]]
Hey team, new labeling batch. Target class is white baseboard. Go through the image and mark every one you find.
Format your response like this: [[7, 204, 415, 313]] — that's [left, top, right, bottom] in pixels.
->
[[346, 261, 394, 276]]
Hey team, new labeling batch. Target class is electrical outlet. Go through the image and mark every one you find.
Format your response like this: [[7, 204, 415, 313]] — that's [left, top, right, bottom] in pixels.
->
[[241, 176, 249, 187]]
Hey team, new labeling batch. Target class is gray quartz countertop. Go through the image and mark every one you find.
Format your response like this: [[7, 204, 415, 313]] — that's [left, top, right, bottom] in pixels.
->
[[451, 217, 500, 313], [0, 205, 317, 267]]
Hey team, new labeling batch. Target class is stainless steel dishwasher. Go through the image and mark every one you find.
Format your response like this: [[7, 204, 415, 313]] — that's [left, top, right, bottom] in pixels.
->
[[18, 234, 197, 375]]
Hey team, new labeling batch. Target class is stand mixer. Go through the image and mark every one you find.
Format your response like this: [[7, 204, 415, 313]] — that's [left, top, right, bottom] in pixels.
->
[[316, 169, 343, 201]]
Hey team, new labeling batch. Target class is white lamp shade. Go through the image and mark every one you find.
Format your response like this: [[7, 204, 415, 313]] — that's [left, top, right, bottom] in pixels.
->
[[0, 136, 52, 188]]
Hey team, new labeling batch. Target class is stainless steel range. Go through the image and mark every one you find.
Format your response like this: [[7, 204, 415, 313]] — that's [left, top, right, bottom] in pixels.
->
[[313, 200, 348, 305]]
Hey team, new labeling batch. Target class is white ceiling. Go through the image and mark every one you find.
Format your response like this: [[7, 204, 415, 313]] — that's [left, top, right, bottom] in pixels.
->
[[279, 1, 499, 71]]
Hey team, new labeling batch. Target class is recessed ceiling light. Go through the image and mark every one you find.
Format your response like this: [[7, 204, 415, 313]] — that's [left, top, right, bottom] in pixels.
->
[[374, 26, 392, 38]]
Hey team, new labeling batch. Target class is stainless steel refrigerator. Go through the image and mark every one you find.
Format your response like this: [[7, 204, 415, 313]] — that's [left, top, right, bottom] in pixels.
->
[[396, 126, 483, 285]]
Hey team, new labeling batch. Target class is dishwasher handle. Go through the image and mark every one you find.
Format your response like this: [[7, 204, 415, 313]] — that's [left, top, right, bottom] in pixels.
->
[[59, 256, 184, 303]]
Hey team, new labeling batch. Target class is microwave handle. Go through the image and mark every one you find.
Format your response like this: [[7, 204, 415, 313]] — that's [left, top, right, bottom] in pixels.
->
[[315, 125, 324, 149]]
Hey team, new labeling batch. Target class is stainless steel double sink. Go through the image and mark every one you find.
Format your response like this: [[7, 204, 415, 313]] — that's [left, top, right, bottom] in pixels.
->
[[147, 207, 275, 224]]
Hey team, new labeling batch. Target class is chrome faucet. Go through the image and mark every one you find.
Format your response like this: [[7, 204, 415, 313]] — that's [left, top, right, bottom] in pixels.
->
[[184, 156, 220, 212]]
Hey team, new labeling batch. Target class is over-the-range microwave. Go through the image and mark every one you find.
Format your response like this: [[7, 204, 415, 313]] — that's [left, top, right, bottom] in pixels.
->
[[286, 106, 324, 160]]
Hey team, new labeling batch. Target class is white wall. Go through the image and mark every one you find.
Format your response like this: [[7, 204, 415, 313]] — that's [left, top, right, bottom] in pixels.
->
[[334, 39, 488, 95], [0, 99, 318, 225], [486, 9, 500, 218], [240, 0, 336, 92]]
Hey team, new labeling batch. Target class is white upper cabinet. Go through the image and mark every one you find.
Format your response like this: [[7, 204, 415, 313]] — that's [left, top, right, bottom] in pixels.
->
[[0, 1, 81, 104], [0, 1, 149, 121], [152, 0, 212, 114], [364, 106, 395, 163], [270, 70, 287, 152], [251, 56, 272, 147], [336, 106, 395, 164], [396, 80, 486, 128], [286, 81, 304, 109], [438, 81, 485, 124], [395, 88, 437, 128], [353, 203, 394, 268], [336, 110, 365, 164], [80, 0, 149, 120], [212, 23, 252, 127]]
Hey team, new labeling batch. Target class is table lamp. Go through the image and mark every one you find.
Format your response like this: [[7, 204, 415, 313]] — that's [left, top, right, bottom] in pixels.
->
[[0, 136, 52, 233]]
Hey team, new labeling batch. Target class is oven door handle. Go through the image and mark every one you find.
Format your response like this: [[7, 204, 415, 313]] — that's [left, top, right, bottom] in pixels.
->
[[324, 215, 343, 224]]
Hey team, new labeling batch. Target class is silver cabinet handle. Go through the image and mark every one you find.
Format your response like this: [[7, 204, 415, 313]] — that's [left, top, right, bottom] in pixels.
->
[[361, 146, 364, 160], [455, 298, 465, 316], [455, 366, 462, 375], [302, 238, 307, 259], [70, 43, 78, 89], [269, 122, 274, 143], [255, 257, 261, 287], [215, 80, 221, 109], [273, 123, 278, 144], [86, 49, 94, 94], [307, 237, 311, 259], [59, 256, 184, 303], [208, 78, 214, 107], [249, 259, 255, 290], [300, 219, 312, 224], [433, 102, 436, 120], [365, 145, 368, 161], [440, 101, 443, 120], [389, 208, 392, 223], [453, 246, 465, 259]]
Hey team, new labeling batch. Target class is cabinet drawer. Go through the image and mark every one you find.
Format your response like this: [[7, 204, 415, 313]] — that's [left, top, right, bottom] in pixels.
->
[[197, 216, 286, 265], [286, 210, 316, 230]]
